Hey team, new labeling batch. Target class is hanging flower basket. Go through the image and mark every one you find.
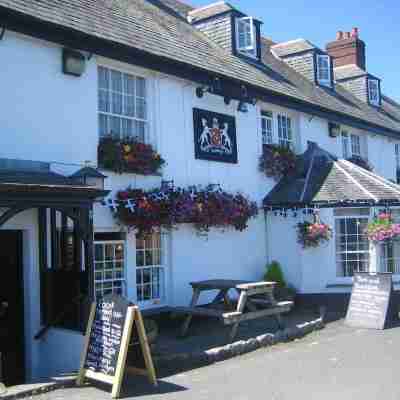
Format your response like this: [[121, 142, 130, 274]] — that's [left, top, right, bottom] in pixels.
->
[[296, 221, 332, 249], [365, 212, 400, 243], [98, 136, 165, 175], [259, 144, 296, 181], [347, 156, 373, 172], [112, 184, 258, 237]]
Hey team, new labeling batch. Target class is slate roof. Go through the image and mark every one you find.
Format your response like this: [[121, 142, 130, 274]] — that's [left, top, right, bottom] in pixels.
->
[[270, 39, 317, 58], [1, 0, 400, 136], [263, 142, 400, 208], [188, 1, 234, 22], [334, 64, 368, 81]]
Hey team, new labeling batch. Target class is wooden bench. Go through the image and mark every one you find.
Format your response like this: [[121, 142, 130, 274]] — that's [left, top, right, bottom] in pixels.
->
[[174, 280, 294, 341]]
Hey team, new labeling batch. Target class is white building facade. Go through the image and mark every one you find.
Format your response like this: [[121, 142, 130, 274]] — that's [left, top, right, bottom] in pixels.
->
[[0, 0, 400, 383]]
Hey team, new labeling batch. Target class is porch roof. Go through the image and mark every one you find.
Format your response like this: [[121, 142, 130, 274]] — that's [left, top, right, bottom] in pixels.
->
[[263, 142, 400, 209], [0, 169, 109, 206]]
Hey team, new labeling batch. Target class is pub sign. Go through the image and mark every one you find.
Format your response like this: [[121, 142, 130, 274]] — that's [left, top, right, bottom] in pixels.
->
[[193, 108, 238, 163]]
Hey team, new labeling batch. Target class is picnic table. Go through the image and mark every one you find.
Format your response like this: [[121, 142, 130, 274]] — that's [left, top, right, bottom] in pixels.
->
[[174, 279, 293, 341]]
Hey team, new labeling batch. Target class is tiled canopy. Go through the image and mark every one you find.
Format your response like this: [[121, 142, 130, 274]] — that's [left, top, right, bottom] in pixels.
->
[[263, 142, 400, 209]]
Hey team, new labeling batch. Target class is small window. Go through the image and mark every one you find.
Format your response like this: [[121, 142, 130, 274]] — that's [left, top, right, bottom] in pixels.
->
[[341, 131, 350, 159], [368, 79, 380, 106], [136, 232, 164, 304], [395, 144, 400, 184], [350, 134, 361, 157], [335, 216, 370, 277], [261, 111, 273, 145], [342, 131, 363, 159], [277, 114, 293, 149], [236, 17, 257, 58], [98, 66, 148, 142], [94, 241, 126, 300], [316, 55, 331, 87]]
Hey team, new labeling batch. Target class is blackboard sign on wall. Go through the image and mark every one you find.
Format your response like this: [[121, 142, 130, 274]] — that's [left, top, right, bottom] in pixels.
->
[[77, 295, 157, 398], [345, 272, 393, 330]]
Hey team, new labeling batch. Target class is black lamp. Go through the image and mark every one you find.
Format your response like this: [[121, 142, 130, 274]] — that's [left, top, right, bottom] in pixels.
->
[[328, 122, 341, 138], [70, 166, 107, 189], [62, 48, 86, 77]]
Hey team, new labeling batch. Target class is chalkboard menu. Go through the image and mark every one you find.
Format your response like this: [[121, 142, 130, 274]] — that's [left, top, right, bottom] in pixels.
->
[[77, 295, 157, 399], [84, 294, 129, 376], [346, 272, 393, 330]]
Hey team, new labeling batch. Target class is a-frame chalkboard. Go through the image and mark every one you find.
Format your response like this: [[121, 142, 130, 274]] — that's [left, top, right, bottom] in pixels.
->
[[346, 272, 393, 330], [77, 295, 157, 398]]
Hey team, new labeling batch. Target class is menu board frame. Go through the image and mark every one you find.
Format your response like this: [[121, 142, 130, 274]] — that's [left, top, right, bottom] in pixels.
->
[[76, 297, 157, 398], [345, 272, 393, 330]]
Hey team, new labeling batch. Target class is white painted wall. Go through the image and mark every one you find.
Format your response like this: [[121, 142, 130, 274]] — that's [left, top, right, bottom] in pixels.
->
[[1, 30, 400, 380]]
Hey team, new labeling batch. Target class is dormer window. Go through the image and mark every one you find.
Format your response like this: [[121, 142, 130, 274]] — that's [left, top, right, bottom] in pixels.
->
[[236, 17, 257, 58], [368, 78, 380, 106], [316, 54, 332, 87]]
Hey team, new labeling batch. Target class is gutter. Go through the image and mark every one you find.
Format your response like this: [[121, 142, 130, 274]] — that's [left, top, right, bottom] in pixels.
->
[[0, 6, 399, 139]]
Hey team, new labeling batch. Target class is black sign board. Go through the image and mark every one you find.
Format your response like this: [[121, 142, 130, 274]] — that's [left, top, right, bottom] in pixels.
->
[[193, 108, 238, 164], [77, 295, 157, 398], [346, 273, 393, 330], [83, 294, 129, 376]]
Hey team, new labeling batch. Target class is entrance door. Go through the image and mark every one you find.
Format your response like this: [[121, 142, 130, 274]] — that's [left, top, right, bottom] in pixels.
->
[[0, 231, 25, 386]]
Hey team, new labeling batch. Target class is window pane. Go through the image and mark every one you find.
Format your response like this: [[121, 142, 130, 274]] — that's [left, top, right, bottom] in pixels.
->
[[136, 77, 146, 98], [94, 241, 126, 300], [99, 114, 109, 137]]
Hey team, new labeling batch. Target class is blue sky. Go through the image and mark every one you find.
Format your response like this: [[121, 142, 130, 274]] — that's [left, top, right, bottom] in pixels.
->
[[191, 0, 400, 101]]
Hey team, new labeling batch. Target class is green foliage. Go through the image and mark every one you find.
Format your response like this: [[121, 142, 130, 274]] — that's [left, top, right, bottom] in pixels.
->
[[264, 261, 286, 288]]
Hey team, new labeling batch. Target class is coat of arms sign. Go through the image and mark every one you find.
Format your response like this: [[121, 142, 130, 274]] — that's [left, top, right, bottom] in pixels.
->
[[193, 108, 238, 163]]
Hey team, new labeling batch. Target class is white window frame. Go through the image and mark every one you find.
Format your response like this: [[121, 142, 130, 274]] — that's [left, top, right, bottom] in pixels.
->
[[277, 114, 293, 149], [381, 210, 400, 274], [135, 232, 165, 307], [342, 131, 363, 159], [335, 215, 370, 277], [94, 240, 126, 300], [395, 143, 400, 183], [368, 79, 380, 106], [98, 64, 149, 142], [316, 54, 331, 87], [236, 17, 257, 58], [350, 134, 362, 157], [261, 110, 273, 145]]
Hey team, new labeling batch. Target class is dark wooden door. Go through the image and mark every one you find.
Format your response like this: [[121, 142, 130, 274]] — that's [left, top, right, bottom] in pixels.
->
[[0, 231, 25, 386]]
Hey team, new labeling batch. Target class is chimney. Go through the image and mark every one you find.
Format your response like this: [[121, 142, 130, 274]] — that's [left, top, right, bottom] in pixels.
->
[[326, 27, 366, 70]]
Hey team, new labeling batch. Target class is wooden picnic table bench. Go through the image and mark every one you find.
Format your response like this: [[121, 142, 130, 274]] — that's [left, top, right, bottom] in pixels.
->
[[174, 279, 293, 341]]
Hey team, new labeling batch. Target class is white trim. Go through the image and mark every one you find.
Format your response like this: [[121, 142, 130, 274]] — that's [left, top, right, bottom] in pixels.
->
[[367, 78, 380, 106], [235, 17, 258, 59], [316, 54, 331, 87], [334, 161, 379, 202]]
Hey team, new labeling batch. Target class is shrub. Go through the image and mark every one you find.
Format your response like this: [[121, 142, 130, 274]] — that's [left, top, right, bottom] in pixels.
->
[[264, 261, 286, 288]]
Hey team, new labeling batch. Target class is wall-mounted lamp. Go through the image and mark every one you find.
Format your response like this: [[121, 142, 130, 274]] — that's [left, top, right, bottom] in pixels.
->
[[241, 85, 248, 98], [196, 86, 211, 98], [62, 48, 86, 77], [237, 101, 248, 113], [328, 122, 341, 138]]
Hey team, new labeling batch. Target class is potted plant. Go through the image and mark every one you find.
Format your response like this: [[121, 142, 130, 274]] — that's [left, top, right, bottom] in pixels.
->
[[264, 261, 296, 303], [296, 220, 332, 249], [347, 155, 373, 171], [259, 144, 296, 181], [98, 135, 165, 175], [365, 212, 400, 243]]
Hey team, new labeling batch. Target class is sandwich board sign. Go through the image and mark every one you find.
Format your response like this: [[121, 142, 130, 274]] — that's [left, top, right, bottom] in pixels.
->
[[77, 294, 157, 398], [345, 272, 393, 330]]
